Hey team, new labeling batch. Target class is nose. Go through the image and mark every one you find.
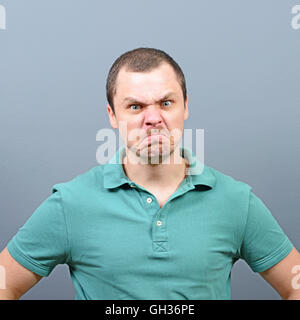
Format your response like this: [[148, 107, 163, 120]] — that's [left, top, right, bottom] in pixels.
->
[[144, 105, 163, 128]]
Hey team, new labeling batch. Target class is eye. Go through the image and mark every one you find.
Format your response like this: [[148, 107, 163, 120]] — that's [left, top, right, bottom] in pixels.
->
[[130, 105, 141, 111], [162, 100, 172, 107]]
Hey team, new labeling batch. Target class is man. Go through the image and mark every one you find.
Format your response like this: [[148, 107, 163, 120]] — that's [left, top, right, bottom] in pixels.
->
[[0, 47, 299, 300]]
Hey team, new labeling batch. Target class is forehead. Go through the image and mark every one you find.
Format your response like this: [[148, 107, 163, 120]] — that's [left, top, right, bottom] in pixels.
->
[[115, 63, 181, 101]]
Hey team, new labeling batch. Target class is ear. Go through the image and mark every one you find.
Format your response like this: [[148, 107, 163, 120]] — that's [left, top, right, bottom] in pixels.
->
[[107, 104, 118, 129], [184, 96, 189, 120]]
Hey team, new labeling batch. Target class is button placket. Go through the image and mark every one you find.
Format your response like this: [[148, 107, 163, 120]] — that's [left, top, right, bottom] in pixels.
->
[[150, 178, 195, 257], [134, 178, 195, 257], [152, 208, 168, 256]]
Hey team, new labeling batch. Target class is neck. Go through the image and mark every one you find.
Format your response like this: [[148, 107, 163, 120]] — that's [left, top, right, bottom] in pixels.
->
[[122, 146, 188, 189]]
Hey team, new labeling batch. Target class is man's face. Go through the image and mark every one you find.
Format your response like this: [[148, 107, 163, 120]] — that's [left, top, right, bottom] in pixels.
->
[[107, 62, 189, 164]]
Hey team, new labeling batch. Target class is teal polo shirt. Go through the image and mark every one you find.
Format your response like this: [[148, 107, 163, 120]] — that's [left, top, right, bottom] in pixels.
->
[[6, 146, 293, 300]]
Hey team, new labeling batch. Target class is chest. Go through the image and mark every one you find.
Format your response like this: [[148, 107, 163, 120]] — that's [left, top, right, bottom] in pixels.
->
[[69, 201, 238, 299]]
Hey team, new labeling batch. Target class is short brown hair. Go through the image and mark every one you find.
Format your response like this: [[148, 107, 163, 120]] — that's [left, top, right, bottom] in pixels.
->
[[106, 47, 187, 114]]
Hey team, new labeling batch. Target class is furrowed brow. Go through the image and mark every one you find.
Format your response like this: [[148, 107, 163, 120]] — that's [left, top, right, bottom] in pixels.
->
[[123, 91, 176, 105]]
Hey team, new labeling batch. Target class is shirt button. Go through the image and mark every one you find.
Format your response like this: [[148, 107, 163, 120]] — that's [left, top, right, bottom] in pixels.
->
[[146, 197, 152, 203], [156, 220, 162, 227]]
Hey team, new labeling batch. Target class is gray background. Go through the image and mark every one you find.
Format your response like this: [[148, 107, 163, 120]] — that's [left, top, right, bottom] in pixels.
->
[[0, 0, 299, 300]]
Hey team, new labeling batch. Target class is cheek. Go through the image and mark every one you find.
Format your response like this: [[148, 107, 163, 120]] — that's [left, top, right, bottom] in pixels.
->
[[119, 119, 144, 144], [165, 114, 185, 144], [167, 112, 184, 131]]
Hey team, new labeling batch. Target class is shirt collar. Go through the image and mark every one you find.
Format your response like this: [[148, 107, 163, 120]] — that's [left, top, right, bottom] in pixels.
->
[[103, 145, 216, 190]]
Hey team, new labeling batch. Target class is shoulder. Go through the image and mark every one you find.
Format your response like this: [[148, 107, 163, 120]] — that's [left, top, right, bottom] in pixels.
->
[[207, 165, 252, 194], [203, 165, 253, 219], [203, 165, 255, 244], [51, 165, 104, 195]]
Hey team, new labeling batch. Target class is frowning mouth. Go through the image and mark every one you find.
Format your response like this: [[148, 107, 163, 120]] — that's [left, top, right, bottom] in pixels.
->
[[140, 133, 168, 146], [145, 133, 167, 140]]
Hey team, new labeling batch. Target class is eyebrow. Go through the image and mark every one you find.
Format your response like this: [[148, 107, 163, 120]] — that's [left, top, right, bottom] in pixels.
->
[[123, 91, 176, 105]]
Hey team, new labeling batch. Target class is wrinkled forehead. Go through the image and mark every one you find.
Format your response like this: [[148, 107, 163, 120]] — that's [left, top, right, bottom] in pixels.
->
[[115, 63, 181, 103]]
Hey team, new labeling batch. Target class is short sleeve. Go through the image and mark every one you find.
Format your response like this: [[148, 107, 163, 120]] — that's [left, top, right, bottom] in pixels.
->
[[239, 191, 293, 273], [6, 188, 70, 277]]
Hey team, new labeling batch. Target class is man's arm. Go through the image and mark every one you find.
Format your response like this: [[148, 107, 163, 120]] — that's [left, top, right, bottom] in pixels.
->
[[259, 247, 300, 300], [0, 247, 42, 300]]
